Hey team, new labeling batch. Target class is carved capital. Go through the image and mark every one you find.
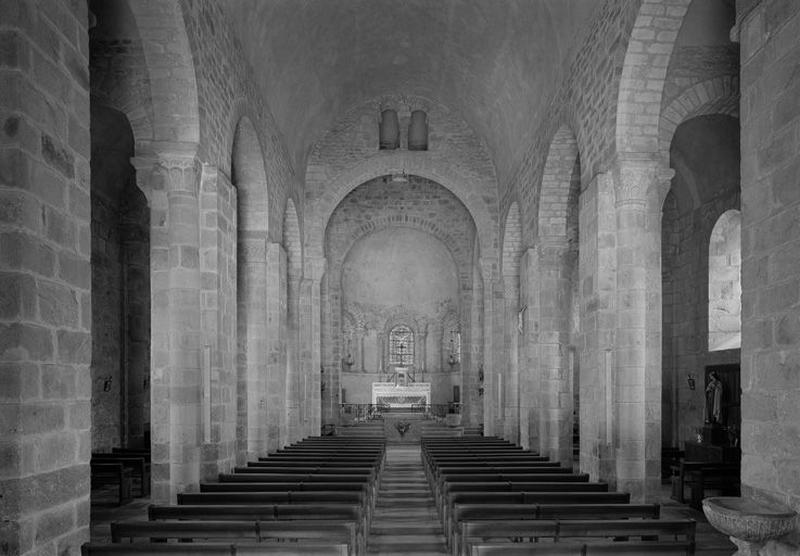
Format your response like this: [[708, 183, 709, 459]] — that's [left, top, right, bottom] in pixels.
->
[[131, 141, 200, 200], [613, 156, 673, 208]]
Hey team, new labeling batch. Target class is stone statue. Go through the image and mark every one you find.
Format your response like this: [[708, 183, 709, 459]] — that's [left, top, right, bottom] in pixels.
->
[[705, 371, 723, 424]]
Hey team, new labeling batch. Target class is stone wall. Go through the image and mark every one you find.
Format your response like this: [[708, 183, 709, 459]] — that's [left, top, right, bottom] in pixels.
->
[[661, 114, 741, 447], [90, 189, 123, 450], [198, 167, 237, 479], [738, 0, 800, 517], [0, 1, 92, 554], [179, 0, 296, 242], [305, 95, 498, 260]]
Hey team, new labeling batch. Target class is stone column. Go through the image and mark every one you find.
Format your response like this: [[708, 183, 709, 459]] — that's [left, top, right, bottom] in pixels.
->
[[0, 4, 91, 553], [519, 247, 538, 450], [298, 276, 316, 437], [535, 237, 575, 466], [578, 172, 617, 484], [463, 265, 484, 427], [734, 0, 800, 515], [613, 158, 668, 502], [304, 256, 328, 426], [286, 274, 302, 444], [265, 242, 287, 451], [133, 141, 203, 503], [197, 165, 237, 478], [503, 277, 520, 443], [479, 258, 500, 436], [236, 228, 268, 462]]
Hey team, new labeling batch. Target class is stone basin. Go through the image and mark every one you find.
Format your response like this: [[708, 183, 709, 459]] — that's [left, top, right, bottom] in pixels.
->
[[702, 496, 797, 543]]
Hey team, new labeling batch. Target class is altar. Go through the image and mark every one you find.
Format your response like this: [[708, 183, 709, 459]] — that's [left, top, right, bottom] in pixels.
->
[[372, 381, 431, 408]]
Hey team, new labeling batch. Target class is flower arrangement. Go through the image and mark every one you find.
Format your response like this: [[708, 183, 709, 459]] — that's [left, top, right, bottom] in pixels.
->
[[396, 421, 411, 437]]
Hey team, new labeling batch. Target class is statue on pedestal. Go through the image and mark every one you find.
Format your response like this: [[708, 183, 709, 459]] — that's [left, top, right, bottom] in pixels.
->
[[705, 370, 723, 425]]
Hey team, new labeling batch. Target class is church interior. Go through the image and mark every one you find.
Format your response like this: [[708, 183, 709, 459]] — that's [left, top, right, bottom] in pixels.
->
[[2, 0, 800, 554]]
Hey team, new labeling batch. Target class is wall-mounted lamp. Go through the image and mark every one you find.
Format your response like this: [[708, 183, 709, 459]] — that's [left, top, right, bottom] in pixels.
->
[[320, 367, 326, 393], [478, 365, 484, 383], [687, 374, 696, 391]]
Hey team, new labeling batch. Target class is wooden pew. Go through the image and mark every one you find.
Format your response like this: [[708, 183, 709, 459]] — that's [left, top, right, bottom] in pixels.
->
[[433, 468, 575, 504], [683, 463, 740, 509], [432, 473, 591, 510], [468, 541, 694, 555], [148, 503, 367, 549], [110, 519, 361, 556], [217, 473, 377, 506], [82, 542, 349, 555], [232, 465, 376, 477], [459, 518, 696, 556], [92, 454, 150, 497], [449, 503, 662, 552], [91, 462, 133, 506], [670, 461, 739, 506], [442, 492, 632, 539], [439, 481, 608, 512], [200, 482, 374, 512], [176, 491, 371, 527]]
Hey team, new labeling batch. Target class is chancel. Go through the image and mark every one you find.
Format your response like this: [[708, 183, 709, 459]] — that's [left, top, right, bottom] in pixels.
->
[[3, 1, 800, 555]]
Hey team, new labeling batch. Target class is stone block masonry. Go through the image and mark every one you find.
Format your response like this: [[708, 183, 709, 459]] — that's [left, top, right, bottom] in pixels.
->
[[738, 0, 800, 520], [0, 1, 92, 555]]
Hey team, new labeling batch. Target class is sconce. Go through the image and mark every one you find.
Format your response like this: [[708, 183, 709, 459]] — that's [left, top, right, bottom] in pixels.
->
[[320, 367, 326, 393], [103, 376, 113, 392], [687, 374, 696, 391], [478, 365, 484, 383]]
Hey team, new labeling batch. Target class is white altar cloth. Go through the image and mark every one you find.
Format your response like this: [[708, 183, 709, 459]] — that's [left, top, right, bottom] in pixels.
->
[[372, 382, 431, 408]]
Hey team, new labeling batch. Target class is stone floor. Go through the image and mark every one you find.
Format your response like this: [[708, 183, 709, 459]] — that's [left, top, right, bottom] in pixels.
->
[[90, 446, 737, 554]]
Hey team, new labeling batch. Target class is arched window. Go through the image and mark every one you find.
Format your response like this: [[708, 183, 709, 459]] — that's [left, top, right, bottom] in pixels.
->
[[708, 210, 741, 351], [389, 325, 414, 366], [379, 109, 400, 150], [408, 110, 428, 151], [447, 329, 461, 364]]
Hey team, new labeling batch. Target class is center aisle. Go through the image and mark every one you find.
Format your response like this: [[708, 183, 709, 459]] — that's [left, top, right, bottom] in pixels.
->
[[367, 445, 448, 555]]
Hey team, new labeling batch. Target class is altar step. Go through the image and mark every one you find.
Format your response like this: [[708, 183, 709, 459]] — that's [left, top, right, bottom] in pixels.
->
[[336, 422, 386, 437], [420, 423, 462, 437], [368, 446, 447, 555]]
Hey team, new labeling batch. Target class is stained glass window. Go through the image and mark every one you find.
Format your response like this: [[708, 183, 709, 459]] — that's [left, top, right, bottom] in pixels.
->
[[389, 325, 414, 366]]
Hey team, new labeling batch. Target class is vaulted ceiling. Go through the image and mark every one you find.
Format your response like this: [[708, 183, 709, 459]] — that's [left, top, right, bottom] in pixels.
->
[[225, 0, 600, 183]]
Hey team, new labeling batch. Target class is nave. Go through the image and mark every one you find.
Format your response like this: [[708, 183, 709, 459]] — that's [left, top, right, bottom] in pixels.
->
[[86, 434, 735, 555]]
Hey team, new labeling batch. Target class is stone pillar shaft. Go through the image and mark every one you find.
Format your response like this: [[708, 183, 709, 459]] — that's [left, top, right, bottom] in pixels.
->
[[531, 239, 574, 465], [613, 158, 669, 502], [133, 143, 203, 503], [479, 258, 499, 436], [578, 172, 617, 485], [237, 230, 268, 461], [503, 276, 520, 443], [305, 257, 327, 426], [298, 276, 319, 436]]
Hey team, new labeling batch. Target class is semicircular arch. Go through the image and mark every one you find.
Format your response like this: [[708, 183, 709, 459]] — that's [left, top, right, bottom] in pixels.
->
[[659, 77, 740, 158], [307, 156, 494, 261], [232, 116, 269, 233], [128, 0, 200, 145]]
